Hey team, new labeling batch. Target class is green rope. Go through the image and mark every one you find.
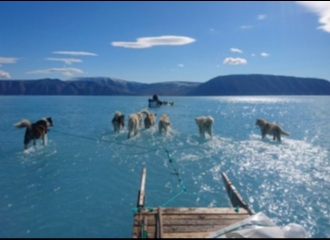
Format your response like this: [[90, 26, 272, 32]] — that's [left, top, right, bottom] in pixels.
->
[[163, 148, 225, 208], [52, 129, 226, 209], [141, 229, 148, 238], [161, 189, 186, 207], [235, 205, 240, 213], [51, 129, 159, 152]]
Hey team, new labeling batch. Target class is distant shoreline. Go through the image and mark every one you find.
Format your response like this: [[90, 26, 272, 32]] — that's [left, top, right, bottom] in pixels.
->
[[1, 74, 330, 96]]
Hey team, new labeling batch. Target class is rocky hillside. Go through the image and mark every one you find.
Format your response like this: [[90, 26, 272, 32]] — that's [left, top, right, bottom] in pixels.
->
[[0, 74, 329, 96], [187, 74, 330, 96]]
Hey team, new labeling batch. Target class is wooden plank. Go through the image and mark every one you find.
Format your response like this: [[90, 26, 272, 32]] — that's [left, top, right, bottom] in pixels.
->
[[163, 224, 234, 233], [137, 167, 147, 208], [136, 218, 249, 227], [163, 232, 211, 238], [133, 213, 250, 223], [140, 207, 249, 215], [133, 224, 156, 237], [143, 215, 148, 232], [221, 172, 254, 215], [140, 215, 148, 238], [160, 213, 249, 221], [157, 207, 163, 238], [133, 221, 238, 234], [132, 206, 150, 238]]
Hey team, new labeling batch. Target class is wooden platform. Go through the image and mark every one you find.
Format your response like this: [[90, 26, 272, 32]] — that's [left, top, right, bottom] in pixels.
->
[[132, 167, 253, 238], [132, 207, 250, 238]]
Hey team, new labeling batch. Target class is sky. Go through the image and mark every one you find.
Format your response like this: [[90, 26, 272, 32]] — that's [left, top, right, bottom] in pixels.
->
[[0, 1, 329, 83]]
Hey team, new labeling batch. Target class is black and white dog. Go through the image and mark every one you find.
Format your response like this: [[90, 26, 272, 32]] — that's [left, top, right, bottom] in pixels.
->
[[14, 117, 54, 150], [112, 111, 125, 133]]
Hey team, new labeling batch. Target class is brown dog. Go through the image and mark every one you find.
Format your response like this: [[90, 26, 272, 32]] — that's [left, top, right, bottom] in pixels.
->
[[14, 117, 54, 150], [141, 109, 157, 129], [255, 118, 290, 142]]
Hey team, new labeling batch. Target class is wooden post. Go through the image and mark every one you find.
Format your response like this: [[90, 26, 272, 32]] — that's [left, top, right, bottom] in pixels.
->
[[137, 167, 147, 208], [221, 172, 254, 215], [156, 207, 163, 238]]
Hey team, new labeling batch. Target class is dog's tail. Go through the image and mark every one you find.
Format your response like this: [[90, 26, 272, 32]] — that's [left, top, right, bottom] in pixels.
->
[[141, 109, 150, 117], [281, 129, 290, 136], [14, 119, 32, 129]]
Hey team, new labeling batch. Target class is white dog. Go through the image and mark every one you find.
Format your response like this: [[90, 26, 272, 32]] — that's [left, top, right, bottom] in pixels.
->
[[127, 113, 140, 139], [195, 116, 214, 138], [158, 114, 171, 134], [136, 112, 143, 128]]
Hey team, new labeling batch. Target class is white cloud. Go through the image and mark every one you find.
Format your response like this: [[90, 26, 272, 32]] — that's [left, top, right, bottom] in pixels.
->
[[251, 53, 256, 57], [0, 57, 18, 66], [230, 48, 243, 53], [52, 51, 98, 56], [261, 52, 270, 57], [178, 64, 184, 67], [46, 58, 82, 65], [111, 35, 196, 49], [296, 1, 330, 32], [257, 14, 267, 20], [223, 57, 247, 65], [27, 68, 83, 77], [241, 25, 253, 29], [0, 70, 10, 78]]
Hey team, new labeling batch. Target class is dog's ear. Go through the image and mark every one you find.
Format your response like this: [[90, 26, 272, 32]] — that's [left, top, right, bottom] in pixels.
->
[[47, 117, 54, 126]]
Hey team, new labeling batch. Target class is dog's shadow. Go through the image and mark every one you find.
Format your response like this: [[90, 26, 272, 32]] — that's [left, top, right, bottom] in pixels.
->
[[101, 129, 129, 142], [260, 138, 282, 145], [250, 133, 286, 145], [257, 137, 283, 146], [188, 134, 214, 145]]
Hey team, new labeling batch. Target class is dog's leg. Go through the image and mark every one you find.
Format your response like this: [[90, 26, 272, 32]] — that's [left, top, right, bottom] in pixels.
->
[[207, 127, 213, 138], [261, 128, 267, 139], [134, 128, 138, 136], [24, 131, 30, 150], [200, 128, 204, 138], [128, 124, 132, 139], [197, 125, 202, 136]]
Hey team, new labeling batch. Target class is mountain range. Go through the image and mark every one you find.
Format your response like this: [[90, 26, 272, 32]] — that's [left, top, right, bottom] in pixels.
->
[[0, 74, 330, 96]]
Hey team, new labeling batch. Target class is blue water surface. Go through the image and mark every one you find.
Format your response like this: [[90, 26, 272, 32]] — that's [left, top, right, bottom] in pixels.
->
[[0, 95, 329, 238]]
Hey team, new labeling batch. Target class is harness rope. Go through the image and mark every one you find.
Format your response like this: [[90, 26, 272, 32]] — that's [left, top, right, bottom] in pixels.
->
[[51, 128, 247, 238], [51, 129, 228, 210]]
